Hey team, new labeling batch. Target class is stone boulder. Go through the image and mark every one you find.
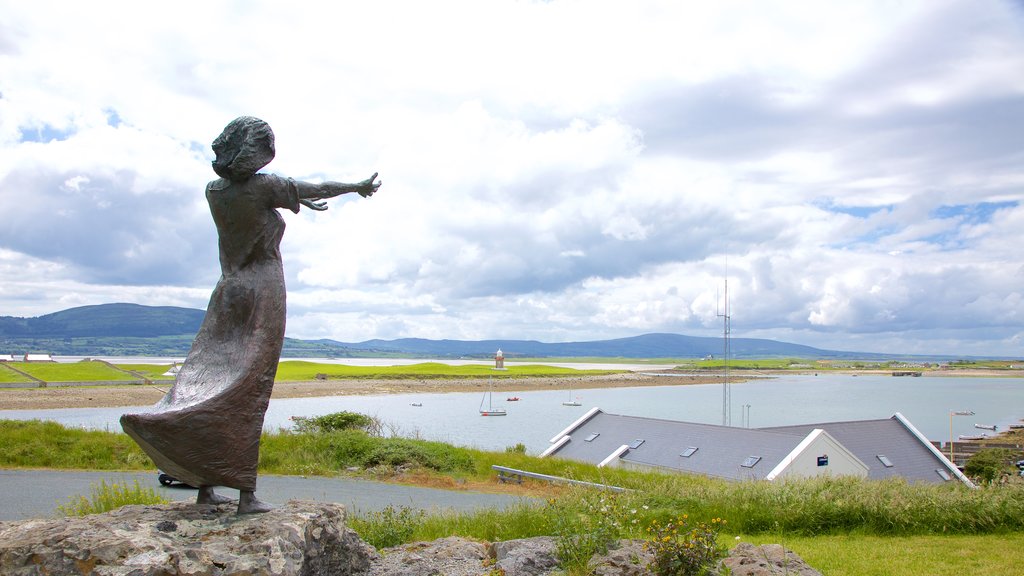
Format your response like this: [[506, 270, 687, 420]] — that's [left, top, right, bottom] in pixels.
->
[[367, 536, 490, 576], [0, 500, 373, 576], [718, 542, 823, 576], [493, 536, 560, 575]]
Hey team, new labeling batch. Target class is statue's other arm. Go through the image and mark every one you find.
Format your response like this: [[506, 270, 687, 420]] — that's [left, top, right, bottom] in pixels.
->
[[295, 172, 380, 211]]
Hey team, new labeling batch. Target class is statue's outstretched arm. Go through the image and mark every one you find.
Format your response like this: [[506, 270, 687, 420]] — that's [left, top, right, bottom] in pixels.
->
[[296, 172, 379, 211]]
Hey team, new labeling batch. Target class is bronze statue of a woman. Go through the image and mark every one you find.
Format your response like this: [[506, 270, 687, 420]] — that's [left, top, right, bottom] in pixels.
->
[[121, 116, 379, 513]]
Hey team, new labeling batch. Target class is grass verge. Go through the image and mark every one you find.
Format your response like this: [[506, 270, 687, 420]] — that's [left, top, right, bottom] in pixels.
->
[[3, 419, 1023, 574]]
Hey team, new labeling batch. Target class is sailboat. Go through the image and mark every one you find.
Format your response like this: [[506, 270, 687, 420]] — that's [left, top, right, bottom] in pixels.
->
[[480, 377, 507, 416], [562, 383, 582, 406]]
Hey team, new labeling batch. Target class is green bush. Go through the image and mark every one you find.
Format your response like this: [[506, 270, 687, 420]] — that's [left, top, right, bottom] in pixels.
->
[[290, 411, 379, 435], [57, 479, 168, 516], [964, 448, 1020, 483], [644, 515, 727, 576], [505, 443, 527, 454], [365, 438, 475, 473]]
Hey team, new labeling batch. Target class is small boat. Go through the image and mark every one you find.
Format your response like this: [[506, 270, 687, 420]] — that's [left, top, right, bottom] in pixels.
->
[[974, 424, 997, 431], [506, 397, 520, 402], [562, 381, 582, 406], [958, 434, 987, 441], [410, 402, 423, 407], [480, 377, 507, 416]]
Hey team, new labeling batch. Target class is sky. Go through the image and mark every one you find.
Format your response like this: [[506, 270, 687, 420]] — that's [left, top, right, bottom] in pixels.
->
[[1, 1, 1023, 357]]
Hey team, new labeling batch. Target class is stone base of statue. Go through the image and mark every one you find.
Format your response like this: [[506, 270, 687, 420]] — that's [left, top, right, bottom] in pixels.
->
[[0, 501, 373, 576]]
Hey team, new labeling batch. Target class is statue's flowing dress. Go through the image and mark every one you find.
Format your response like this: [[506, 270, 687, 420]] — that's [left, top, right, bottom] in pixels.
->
[[121, 174, 299, 491]]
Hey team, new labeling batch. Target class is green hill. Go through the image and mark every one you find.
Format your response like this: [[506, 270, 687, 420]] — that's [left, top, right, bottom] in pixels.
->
[[0, 303, 204, 338]]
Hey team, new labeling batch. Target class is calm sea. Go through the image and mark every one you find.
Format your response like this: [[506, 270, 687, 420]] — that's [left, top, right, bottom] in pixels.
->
[[2, 372, 1020, 455]]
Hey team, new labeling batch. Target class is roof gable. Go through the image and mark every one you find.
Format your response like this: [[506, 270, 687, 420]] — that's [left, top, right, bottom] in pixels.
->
[[759, 413, 970, 485]]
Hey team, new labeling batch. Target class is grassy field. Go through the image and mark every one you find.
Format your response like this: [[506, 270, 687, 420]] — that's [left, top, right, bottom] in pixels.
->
[[0, 364, 34, 383], [6, 360, 138, 382], [3, 419, 1022, 574], [271, 361, 622, 381], [740, 532, 1024, 576], [113, 364, 176, 380], [5, 357, 1021, 385], [0, 360, 621, 384]]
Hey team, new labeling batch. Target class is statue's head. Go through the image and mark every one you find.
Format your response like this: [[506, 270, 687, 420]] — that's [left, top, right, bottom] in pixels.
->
[[211, 116, 276, 181]]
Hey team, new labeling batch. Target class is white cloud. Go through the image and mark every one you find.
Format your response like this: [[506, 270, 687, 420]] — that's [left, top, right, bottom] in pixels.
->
[[0, 0, 1022, 357]]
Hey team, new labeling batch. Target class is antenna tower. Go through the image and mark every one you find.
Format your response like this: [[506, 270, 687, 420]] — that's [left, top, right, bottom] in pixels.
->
[[717, 274, 731, 426]]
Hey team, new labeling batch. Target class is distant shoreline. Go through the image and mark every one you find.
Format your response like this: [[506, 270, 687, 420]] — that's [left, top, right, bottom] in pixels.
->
[[0, 368, 1019, 411]]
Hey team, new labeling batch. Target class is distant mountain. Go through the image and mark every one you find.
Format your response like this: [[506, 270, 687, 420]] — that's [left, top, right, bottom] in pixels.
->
[[0, 303, 205, 338], [335, 333, 869, 360], [0, 303, 894, 359]]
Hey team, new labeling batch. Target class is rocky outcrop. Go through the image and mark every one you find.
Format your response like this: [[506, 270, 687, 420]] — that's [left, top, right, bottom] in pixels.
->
[[0, 500, 373, 575], [371, 537, 821, 576], [0, 502, 820, 576], [719, 542, 823, 576]]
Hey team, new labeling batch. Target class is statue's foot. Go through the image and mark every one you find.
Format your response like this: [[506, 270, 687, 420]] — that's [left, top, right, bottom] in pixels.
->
[[237, 490, 274, 514], [197, 486, 233, 505]]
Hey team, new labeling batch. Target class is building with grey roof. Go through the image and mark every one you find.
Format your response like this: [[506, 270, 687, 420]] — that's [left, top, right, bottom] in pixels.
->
[[761, 414, 970, 484], [542, 408, 972, 487]]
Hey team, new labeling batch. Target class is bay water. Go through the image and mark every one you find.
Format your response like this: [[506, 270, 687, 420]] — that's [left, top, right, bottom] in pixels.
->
[[2, 373, 1020, 455]]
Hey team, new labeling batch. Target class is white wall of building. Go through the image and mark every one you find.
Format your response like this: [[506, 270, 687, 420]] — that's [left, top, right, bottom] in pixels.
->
[[769, 430, 868, 480]]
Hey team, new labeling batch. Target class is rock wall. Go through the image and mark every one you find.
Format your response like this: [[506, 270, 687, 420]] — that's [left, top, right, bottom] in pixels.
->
[[0, 501, 821, 576], [0, 500, 373, 576]]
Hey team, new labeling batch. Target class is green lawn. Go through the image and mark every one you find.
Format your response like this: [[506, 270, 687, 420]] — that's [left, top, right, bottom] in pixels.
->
[[746, 533, 1024, 576], [1, 360, 622, 383], [273, 361, 622, 381], [0, 364, 34, 383], [6, 360, 138, 382], [114, 364, 176, 380]]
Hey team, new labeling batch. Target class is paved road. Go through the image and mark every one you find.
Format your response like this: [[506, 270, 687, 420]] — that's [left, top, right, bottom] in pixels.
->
[[0, 468, 535, 521]]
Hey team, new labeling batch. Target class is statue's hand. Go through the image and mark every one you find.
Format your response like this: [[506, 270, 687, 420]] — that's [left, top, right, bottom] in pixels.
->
[[359, 172, 381, 198], [301, 198, 329, 211]]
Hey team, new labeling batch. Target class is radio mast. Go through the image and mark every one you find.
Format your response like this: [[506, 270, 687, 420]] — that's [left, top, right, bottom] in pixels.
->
[[717, 273, 731, 426]]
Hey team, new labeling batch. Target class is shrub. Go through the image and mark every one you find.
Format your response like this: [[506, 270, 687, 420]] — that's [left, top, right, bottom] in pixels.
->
[[57, 479, 168, 516], [364, 438, 475, 473], [290, 411, 379, 435], [505, 443, 527, 454], [644, 515, 727, 576], [964, 448, 1020, 483]]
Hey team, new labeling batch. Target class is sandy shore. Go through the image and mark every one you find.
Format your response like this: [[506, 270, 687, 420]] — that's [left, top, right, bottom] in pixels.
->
[[0, 372, 735, 411], [1, 368, 1018, 411]]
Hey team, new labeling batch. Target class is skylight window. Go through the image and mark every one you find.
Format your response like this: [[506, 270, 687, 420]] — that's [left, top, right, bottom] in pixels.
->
[[877, 455, 894, 468], [741, 456, 761, 468], [628, 439, 645, 449], [936, 469, 951, 481], [584, 433, 600, 442], [680, 446, 698, 458]]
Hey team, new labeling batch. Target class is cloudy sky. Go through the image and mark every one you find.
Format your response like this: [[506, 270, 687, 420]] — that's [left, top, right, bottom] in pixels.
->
[[1, 1, 1022, 357]]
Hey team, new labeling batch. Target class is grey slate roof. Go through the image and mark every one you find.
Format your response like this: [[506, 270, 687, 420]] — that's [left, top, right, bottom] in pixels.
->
[[547, 411, 808, 481], [546, 409, 971, 486], [760, 415, 962, 484]]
